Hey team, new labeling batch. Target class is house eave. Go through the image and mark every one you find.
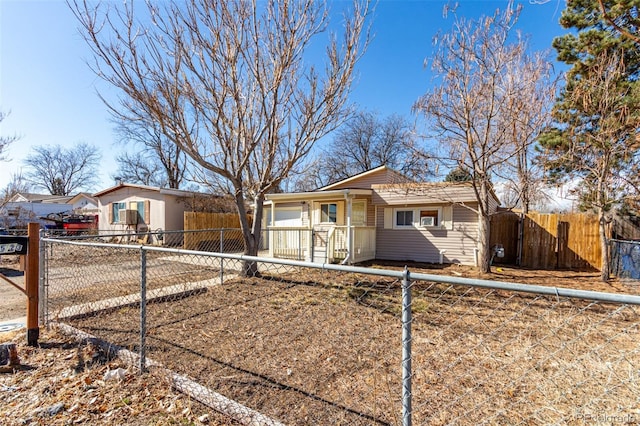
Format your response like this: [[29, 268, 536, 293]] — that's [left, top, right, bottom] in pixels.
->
[[265, 189, 372, 203]]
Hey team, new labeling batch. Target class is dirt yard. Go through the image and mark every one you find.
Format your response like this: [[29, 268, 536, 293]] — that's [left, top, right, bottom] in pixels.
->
[[3, 254, 640, 425], [64, 262, 640, 425], [0, 327, 237, 425], [0, 256, 26, 322]]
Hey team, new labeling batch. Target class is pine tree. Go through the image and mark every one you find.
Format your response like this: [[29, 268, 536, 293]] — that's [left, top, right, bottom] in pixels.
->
[[540, 0, 640, 281]]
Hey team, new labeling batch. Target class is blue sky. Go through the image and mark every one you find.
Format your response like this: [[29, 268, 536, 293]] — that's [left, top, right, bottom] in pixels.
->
[[0, 0, 566, 193]]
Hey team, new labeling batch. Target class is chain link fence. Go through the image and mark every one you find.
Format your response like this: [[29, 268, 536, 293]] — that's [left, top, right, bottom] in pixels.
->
[[611, 239, 640, 281], [41, 235, 640, 425]]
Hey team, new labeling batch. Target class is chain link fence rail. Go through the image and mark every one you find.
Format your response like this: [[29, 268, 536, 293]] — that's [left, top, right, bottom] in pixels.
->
[[41, 236, 640, 425]]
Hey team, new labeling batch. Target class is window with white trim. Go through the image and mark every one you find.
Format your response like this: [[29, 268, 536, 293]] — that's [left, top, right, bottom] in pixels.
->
[[320, 203, 337, 223], [395, 209, 414, 228]]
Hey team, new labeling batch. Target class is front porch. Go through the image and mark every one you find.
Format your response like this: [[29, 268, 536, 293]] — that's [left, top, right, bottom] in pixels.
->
[[263, 226, 376, 264]]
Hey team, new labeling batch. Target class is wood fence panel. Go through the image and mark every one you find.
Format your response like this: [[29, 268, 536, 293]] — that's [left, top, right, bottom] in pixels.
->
[[491, 212, 601, 271], [560, 213, 600, 270], [183, 212, 251, 251], [522, 213, 558, 270], [489, 212, 520, 265]]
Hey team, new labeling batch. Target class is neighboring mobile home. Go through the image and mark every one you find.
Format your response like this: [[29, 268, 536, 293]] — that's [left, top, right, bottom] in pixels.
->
[[1, 193, 73, 228], [93, 183, 207, 244], [263, 166, 500, 266]]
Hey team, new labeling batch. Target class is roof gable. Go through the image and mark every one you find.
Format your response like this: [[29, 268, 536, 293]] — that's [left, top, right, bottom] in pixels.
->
[[8, 192, 72, 203], [93, 183, 211, 198], [68, 192, 98, 205], [320, 166, 412, 191]]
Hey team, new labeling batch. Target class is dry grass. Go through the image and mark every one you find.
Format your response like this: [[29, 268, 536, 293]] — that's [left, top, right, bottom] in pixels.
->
[[0, 328, 237, 425], [62, 264, 640, 425]]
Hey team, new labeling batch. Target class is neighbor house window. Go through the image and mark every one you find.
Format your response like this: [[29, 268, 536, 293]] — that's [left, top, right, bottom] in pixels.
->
[[112, 202, 126, 223], [395, 210, 414, 228], [320, 203, 337, 223], [130, 201, 146, 223]]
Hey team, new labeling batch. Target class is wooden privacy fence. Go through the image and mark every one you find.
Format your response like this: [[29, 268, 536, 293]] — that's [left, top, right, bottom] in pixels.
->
[[490, 212, 601, 270], [183, 212, 252, 251]]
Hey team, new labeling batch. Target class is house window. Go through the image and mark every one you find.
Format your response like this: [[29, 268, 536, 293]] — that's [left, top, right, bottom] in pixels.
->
[[352, 201, 366, 226], [395, 210, 414, 228], [420, 209, 439, 227], [320, 203, 337, 223], [112, 202, 126, 223], [130, 201, 146, 223]]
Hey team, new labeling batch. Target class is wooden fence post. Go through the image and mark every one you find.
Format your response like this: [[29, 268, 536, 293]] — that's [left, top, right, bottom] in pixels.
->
[[26, 222, 39, 346]]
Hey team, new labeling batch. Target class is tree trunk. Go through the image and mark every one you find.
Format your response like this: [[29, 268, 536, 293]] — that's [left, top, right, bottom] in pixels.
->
[[478, 212, 491, 273], [235, 191, 262, 277], [599, 209, 610, 282]]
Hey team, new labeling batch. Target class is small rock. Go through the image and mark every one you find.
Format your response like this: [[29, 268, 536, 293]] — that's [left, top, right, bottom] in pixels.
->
[[103, 368, 127, 381], [198, 414, 210, 424], [48, 402, 65, 416], [38, 402, 65, 417]]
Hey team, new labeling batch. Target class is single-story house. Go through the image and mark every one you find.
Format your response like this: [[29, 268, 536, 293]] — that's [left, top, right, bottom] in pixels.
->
[[263, 166, 500, 265], [68, 193, 99, 214], [93, 183, 210, 244]]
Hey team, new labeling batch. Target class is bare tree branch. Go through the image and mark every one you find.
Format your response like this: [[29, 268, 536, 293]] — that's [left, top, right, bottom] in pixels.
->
[[23, 143, 101, 196], [414, 3, 556, 272], [70, 0, 370, 273]]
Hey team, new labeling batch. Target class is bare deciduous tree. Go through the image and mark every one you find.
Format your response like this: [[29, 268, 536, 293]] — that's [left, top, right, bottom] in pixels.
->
[[1, 172, 31, 206], [113, 151, 166, 188], [320, 111, 429, 186], [24, 143, 101, 196], [414, 4, 555, 272], [0, 110, 19, 162], [113, 117, 189, 189], [499, 49, 558, 213], [71, 0, 369, 274]]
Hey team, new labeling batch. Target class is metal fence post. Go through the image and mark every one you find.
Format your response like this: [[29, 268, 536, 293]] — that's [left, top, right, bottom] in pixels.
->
[[139, 247, 147, 373], [38, 229, 46, 327], [402, 266, 412, 426], [220, 228, 225, 284]]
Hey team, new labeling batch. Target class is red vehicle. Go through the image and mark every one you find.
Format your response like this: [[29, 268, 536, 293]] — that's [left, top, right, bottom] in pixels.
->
[[62, 214, 98, 234]]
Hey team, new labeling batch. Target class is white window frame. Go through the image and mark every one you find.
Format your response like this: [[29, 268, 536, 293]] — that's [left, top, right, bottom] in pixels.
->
[[393, 209, 415, 229], [320, 202, 338, 224], [393, 207, 444, 229]]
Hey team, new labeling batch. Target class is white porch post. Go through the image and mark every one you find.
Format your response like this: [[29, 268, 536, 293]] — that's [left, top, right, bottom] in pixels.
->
[[269, 202, 275, 258], [345, 194, 352, 264], [306, 202, 313, 262]]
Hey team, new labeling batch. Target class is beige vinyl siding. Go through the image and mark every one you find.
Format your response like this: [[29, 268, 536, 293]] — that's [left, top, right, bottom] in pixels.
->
[[366, 202, 376, 227], [375, 204, 478, 265], [371, 184, 480, 205], [488, 193, 500, 214]]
